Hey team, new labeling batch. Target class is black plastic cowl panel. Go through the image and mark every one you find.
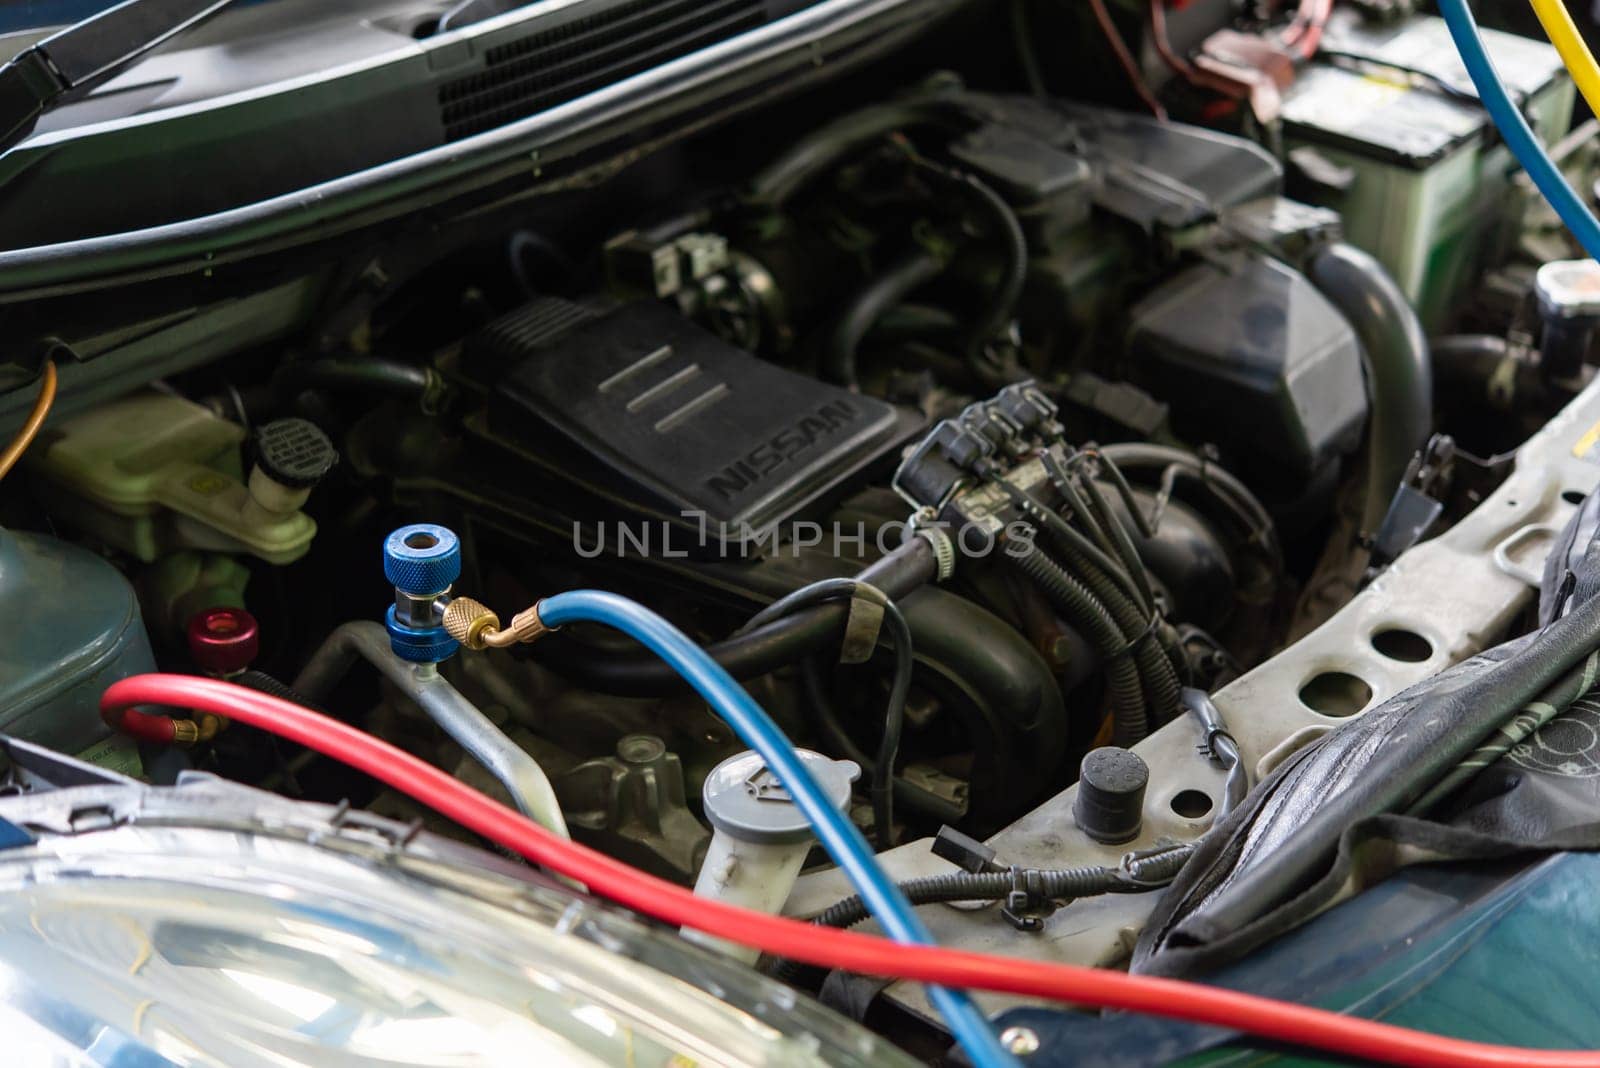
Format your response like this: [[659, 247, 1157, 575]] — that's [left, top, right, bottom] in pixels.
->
[[438, 0, 768, 140]]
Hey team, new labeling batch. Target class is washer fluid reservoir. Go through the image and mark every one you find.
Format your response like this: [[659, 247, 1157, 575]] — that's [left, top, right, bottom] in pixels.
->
[[0, 528, 149, 775]]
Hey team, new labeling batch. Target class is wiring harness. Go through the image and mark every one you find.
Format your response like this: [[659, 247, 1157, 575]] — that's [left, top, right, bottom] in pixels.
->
[[892, 380, 1249, 743]]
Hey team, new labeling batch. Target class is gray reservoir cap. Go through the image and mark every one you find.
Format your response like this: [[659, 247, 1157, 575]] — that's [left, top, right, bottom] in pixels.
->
[[702, 749, 860, 846], [1074, 746, 1149, 845], [1536, 259, 1600, 321]]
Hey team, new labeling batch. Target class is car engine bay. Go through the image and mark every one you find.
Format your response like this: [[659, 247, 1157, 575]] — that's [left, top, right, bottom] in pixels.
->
[[7, 0, 1600, 1063]]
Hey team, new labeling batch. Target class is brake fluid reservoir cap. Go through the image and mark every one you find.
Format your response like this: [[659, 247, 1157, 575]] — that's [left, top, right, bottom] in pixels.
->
[[187, 607, 260, 677], [1075, 746, 1148, 845], [383, 524, 461, 594], [702, 749, 860, 846], [254, 418, 338, 489]]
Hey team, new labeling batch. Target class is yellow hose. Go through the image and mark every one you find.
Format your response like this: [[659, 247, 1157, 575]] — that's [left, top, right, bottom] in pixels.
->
[[0, 360, 57, 482], [1529, 0, 1600, 123]]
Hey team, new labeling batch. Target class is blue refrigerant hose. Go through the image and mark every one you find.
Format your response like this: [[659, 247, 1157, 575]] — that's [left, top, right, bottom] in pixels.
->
[[537, 590, 1018, 1068], [1437, 0, 1600, 262]]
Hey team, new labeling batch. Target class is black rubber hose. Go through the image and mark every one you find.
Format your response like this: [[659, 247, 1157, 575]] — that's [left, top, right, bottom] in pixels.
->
[[274, 357, 436, 402], [1431, 334, 1514, 397], [1306, 242, 1434, 535], [1017, 466, 1184, 716], [235, 669, 323, 711], [535, 538, 1065, 821], [532, 537, 936, 696], [1008, 473, 1181, 724], [776, 585, 1072, 829], [914, 159, 1028, 387], [1040, 457, 1125, 573], [1044, 450, 1157, 615], [1078, 474, 1195, 684], [1432, 334, 1508, 378], [801, 660, 965, 824], [824, 247, 947, 389], [1011, 543, 1147, 744], [956, 173, 1027, 368], [871, 302, 964, 342], [1056, 534, 1183, 727], [1096, 443, 1282, 567], [736, 577, 913, 849], [1082, 473, 1158, 606], [998, 478, 1149, 612], [1091, 450, 1157, 540], [746, 99, 966, 208]]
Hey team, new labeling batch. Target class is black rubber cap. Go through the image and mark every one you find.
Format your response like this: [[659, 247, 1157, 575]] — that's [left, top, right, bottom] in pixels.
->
[[1074, 746, 1148, 845], [254, 418, 338, 489]]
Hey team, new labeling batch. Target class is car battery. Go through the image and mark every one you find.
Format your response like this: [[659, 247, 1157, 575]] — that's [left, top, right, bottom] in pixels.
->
[[1282, 9, 1574, 331]]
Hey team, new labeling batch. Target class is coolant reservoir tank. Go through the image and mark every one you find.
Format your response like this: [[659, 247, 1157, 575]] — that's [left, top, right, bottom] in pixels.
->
[[0, 528, 149, 773]]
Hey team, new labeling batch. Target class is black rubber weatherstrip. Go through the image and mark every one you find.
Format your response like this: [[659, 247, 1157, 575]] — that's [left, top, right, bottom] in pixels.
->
[[1187, 587, 1600, 939]]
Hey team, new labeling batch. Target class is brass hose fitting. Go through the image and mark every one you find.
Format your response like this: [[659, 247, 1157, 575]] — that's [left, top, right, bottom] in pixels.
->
[[443, 597, 502, 650], [168, 712, 227, 747], [443, 597, 552, 650], [484, 605, 550, 647]]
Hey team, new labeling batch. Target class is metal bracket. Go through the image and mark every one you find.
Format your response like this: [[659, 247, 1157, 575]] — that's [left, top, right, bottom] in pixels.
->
[[1494, 523, 1560, 588]]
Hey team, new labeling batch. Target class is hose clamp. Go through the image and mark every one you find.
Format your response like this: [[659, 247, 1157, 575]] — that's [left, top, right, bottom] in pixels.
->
[[1001, 865, 1055, 933], [909, 507, 956, 582]]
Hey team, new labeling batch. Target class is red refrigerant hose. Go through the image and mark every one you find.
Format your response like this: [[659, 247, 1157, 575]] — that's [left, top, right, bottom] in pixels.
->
[[103, 703, 178, 743], [100, 674, 1600, 1068]]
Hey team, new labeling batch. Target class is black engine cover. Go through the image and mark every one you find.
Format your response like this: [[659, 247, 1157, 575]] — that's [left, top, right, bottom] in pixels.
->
[[479, 300, 914, 531]]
